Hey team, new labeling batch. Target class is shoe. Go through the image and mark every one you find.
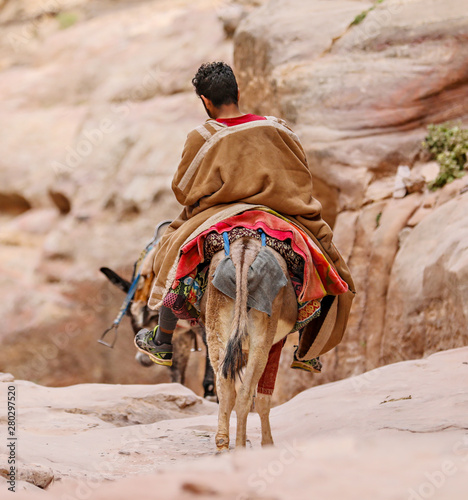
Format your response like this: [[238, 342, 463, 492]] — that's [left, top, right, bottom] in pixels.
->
[[134, 326, 173, 367], [290, 347, 322, 373]]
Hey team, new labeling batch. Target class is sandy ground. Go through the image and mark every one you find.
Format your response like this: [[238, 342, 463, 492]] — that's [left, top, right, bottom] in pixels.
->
[[1, 347, 467, 499]]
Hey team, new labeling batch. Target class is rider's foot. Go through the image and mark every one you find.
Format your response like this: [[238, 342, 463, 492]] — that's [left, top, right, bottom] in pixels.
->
[[290, 347, 322, 373], [134, 326, 173, 367]]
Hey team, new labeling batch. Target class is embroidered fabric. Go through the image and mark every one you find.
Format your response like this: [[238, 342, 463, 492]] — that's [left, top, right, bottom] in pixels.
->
[[162, 228, 321, 333]]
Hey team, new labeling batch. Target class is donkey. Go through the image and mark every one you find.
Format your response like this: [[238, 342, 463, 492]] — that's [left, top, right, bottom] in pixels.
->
[[200, 237, 297, 450], [101, 267, 216, 400]]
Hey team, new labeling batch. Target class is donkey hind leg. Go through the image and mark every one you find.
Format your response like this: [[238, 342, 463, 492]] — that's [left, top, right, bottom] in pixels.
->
[[235, 309, 278, 448], [215, 374, 236, 451], [256, 392, 273, 446], [204, 277, 237, 451], [207, 319, 236, 451]]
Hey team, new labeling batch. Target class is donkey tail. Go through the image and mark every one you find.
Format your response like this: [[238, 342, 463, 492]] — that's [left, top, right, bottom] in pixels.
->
[[221, 238, 260, 380]]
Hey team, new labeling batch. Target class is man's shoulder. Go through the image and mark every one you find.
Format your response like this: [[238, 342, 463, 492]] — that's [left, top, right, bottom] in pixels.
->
[[263, 115, 287, 126], [261, 116, 301, 142], [189, 120, 226, 141], [194, 115, 296, 135], [185, 116, 300, 150]]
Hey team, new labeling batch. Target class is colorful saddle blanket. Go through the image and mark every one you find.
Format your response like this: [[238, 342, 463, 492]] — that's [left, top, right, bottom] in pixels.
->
[[162, 209, 348, 333]]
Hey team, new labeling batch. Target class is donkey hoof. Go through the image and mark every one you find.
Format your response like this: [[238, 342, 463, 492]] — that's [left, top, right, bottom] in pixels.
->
[[135, 352, 153, 367], [215, 436, 229, 451], [203, 384, 217, 402]]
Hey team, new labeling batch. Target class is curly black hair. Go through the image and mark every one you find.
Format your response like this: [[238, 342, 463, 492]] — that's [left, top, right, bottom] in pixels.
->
[[192, 62, 238, 107]]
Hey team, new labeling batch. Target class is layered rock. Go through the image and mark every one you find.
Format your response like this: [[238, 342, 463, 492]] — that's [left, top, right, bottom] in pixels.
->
[[1, 347, 467, 498], [235, 0, 468, 215], [233, 0, 468, 396], [0, 0, 230, 391], [1, 0, 468, 404], [383, 191, 468, 364]]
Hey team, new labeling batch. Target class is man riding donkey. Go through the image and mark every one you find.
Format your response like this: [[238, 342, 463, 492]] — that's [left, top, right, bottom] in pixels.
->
[[135, 62, 355, 389]]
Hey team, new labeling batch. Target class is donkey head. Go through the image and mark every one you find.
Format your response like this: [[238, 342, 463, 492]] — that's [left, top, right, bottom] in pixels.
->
[[100, 266, 158, 366]]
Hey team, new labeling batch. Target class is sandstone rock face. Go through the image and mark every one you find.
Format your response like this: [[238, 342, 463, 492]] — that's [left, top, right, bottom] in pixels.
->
[[235, 0, 468, 215], [234, 0, 468, 399], [383, 192, 468, 364], [0, 0, 230, 392], [1, 0, 468, 406], [1, 347, 467, 498]]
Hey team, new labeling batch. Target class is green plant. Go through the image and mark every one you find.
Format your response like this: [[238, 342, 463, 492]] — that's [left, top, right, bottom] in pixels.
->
[[56, 11, 79, 30], [375, 212, 382, 228], [423, 123, 468, 190], [351, 11, 368, 26], [350, 0, 385, 26]]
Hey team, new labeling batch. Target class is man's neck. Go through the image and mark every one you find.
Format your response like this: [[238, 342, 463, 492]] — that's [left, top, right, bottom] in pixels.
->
[[210, 104, 243, 120]]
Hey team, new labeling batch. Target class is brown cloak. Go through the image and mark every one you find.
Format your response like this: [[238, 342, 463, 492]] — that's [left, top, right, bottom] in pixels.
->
[[148, 116, 355, 359]]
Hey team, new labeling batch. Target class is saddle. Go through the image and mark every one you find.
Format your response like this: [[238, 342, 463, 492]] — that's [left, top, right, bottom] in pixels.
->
[[159, 209, 347, 334], [131, 208, 350, 359]]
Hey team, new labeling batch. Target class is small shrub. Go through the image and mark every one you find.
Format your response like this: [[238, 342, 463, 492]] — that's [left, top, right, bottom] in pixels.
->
[[351, 11, 368, 26], [423, 123, 468, 190], [375, 212, 382, 228], [350, 0, 385, 26], [56, 11, 79, 30]]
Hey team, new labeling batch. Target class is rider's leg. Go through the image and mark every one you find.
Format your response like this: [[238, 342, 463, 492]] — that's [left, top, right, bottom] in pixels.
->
[[134, 306, 178, 366], [290, 328, 322, 373], [157, 306, 178, 338]]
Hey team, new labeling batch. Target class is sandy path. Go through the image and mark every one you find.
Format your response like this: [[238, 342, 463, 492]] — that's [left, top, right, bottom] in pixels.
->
[[1, 347, 467, 499]]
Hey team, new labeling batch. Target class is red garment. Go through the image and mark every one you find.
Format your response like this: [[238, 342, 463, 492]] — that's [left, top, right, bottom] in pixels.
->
[[216, 113, 266, 127], [175, 210, 348, 302], [257, 339, 286, 395]]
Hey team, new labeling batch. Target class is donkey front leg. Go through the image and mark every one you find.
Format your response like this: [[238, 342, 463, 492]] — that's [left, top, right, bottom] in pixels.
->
[[200, 327, 217, 401]]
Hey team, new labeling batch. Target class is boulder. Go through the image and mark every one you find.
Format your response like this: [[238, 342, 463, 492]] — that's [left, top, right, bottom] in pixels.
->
[[235, 0, 468, 213], [0, 372, 14, 383], [382, 192, 468, 364]]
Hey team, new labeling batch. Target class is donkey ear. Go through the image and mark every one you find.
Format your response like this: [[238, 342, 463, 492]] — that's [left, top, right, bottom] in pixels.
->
[[100, 267, 131, 293]]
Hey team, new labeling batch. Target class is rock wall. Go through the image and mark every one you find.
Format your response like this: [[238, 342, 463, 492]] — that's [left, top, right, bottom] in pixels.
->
[[233, 0, 468, 397], [0, 0, 230, 393], [1, 0, 468, 404], [235, 0, 468, 217], [383, 192, 468, 364]]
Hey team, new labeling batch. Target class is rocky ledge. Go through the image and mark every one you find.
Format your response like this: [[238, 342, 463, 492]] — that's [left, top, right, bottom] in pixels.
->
[[1, 346, 467, 499]]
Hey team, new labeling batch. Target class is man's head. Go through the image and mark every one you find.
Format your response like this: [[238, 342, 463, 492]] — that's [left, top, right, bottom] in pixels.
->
[[192, 62, 239, 118]]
